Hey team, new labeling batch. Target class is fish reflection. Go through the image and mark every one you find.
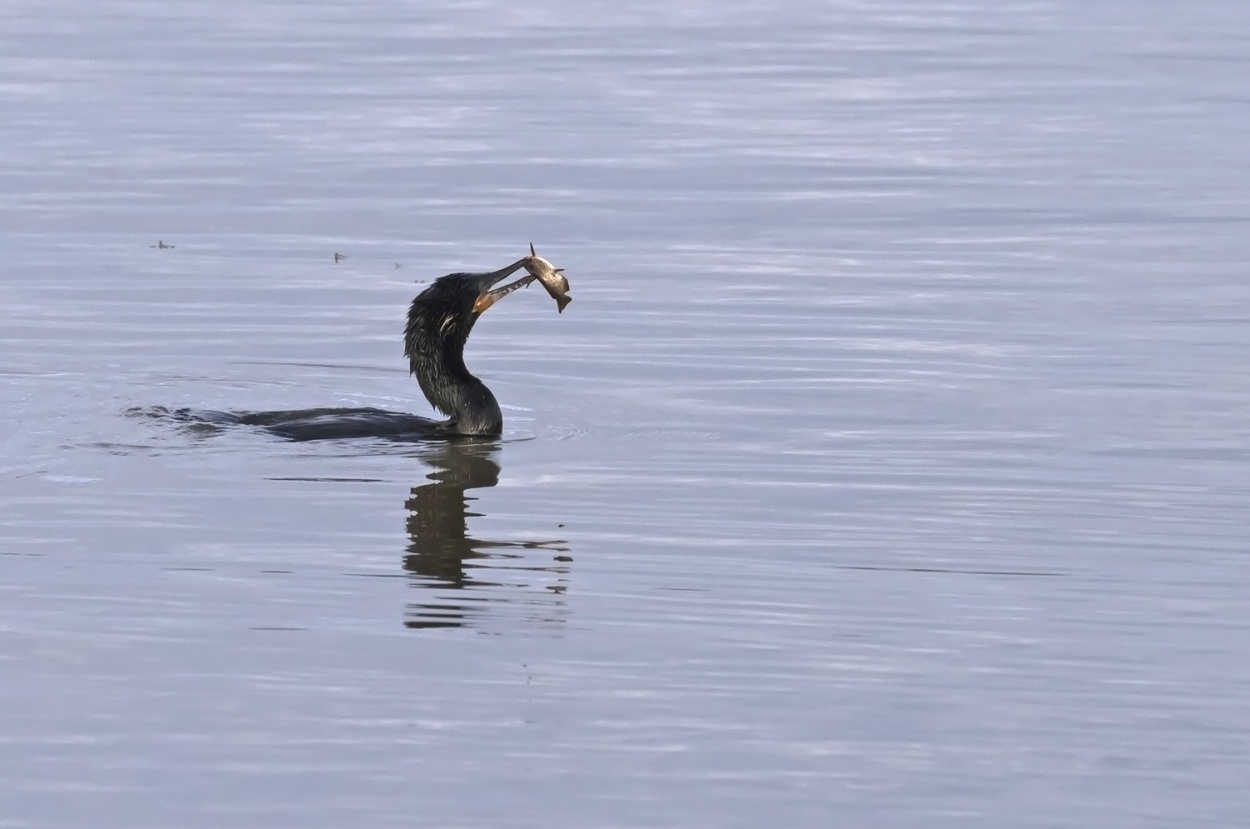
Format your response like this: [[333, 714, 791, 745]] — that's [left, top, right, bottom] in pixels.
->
[[403, 442, 570, 629]]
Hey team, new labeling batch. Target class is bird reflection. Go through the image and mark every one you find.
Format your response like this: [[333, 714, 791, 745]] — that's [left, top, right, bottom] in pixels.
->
[[403, 441, 570, 629]]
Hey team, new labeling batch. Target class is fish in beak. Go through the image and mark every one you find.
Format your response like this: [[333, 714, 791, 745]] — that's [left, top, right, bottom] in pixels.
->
[[524, 242, 572, 313]]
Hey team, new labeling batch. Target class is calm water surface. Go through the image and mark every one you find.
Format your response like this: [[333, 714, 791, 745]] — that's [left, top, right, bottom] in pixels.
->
[[2, 2, 1249, 827]]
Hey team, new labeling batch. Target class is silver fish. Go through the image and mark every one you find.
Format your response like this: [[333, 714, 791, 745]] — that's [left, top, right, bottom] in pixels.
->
[[525, 243, 571, 313]]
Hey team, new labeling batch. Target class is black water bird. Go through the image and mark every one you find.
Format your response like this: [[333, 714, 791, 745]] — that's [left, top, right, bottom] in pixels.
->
[[148, 252, 567, 441]]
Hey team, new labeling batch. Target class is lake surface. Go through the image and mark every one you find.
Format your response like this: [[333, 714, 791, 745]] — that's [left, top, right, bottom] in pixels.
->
[[3, 1, 1249, 826]]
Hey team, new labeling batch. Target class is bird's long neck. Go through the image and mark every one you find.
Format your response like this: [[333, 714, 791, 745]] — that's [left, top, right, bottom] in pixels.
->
[[405, 302, 502, 436], [418, 331, 501, 435]]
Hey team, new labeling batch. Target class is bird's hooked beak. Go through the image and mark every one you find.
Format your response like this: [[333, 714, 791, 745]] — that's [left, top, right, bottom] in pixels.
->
[[472, 265, 537, 314]]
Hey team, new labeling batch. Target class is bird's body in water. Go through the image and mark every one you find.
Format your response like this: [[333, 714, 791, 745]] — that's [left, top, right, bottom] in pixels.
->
[[147, 251, 569, 441]]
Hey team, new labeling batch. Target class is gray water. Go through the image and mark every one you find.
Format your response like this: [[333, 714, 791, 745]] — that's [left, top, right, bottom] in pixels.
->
[[3, 2, 1249, 826]]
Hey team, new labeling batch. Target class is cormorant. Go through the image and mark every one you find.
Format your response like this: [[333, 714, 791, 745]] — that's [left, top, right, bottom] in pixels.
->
[[149, 250, 568, 441]]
